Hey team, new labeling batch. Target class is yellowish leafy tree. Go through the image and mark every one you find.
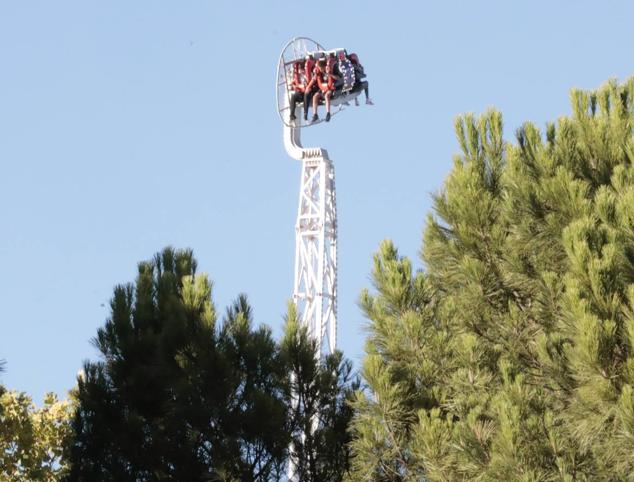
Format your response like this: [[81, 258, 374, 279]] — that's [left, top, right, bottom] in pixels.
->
[[0, 388, 73, 481]]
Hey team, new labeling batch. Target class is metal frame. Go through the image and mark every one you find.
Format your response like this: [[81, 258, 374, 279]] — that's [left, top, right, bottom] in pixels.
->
[[276, 36, 361, 129], [279, 37, 339, 481], [292, 151, 338, 357], [282, 107, 338, 360], [283, 110, 338, 482], [278, 37, 338, 360]]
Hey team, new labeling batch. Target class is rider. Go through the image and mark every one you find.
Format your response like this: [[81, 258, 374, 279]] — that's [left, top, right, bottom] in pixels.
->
[[349, 53, 373, 105], [336, 50, 356, 95], [312, 57, 339, 122], [289, 61, 306, 122], [302, 54, 318, 121]]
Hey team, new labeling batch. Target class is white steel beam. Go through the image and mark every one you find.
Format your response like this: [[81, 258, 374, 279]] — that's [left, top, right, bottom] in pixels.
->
[[283, 119, 338, 481]]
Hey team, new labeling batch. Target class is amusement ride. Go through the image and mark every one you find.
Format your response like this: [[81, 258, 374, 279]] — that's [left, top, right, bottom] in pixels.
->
[[276, 36, 371, 480]]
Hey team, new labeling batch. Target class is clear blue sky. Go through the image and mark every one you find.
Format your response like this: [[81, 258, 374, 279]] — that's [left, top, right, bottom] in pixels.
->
[[1, 0, 632, 402]]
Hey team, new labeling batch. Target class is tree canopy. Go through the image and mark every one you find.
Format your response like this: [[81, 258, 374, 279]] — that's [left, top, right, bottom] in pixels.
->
[[348, 78, 634, 481], [8, 75, 634, 482], [68, 247, 356, 482], [0, 390, 73, 481], [282, 304, 358, 482]]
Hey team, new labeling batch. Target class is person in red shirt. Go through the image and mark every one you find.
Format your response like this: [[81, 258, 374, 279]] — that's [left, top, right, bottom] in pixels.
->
[[302, 54, 318, 121], [311, 56, 340, 122], [289, 61, 306, 122]]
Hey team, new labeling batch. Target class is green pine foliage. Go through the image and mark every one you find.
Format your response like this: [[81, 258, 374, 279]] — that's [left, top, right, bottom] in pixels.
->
[[68, 247, 357, 481], [281, 303, 359, 481], [69, 248, 289, 481], [348, 78, 634, 481]]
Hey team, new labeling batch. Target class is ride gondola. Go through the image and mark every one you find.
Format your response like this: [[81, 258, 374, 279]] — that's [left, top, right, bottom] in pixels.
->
[[276, 37, 371, 128]]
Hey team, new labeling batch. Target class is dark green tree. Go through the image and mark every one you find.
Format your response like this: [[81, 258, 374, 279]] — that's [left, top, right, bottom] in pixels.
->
[[69, 247, 357, 481], [213, 294, 288, 481], [348, 79, 634, 481], [281, 304, 359, 482], [68, 248, 288, 481]]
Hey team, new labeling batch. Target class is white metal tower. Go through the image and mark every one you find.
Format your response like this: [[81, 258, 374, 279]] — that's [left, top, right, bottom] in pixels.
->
[[276, 37, 340, 359], [285, 121, 337, 358], [284, 125, 338, 482], [277, 36, 364, 480]]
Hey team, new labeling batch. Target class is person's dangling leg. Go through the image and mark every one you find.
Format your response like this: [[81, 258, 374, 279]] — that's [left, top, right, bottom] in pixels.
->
[[362, 81, 373, 105], [325, 91, 332, 122], [312, 92, 321, 122], [304, 90, 313, 121], [290, 92, 302, 121]]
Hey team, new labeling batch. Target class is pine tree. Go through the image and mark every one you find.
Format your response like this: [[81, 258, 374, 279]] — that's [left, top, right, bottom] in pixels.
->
[[68, 248, 289, 481], [281, 303, 359, 482], [348, 78, 634, 481], [68, 247, 357, 481]]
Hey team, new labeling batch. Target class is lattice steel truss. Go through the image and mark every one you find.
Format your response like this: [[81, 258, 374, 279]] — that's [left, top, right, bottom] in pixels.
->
[[284, 129, 338, 482], [292, 152, 337, 357]]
